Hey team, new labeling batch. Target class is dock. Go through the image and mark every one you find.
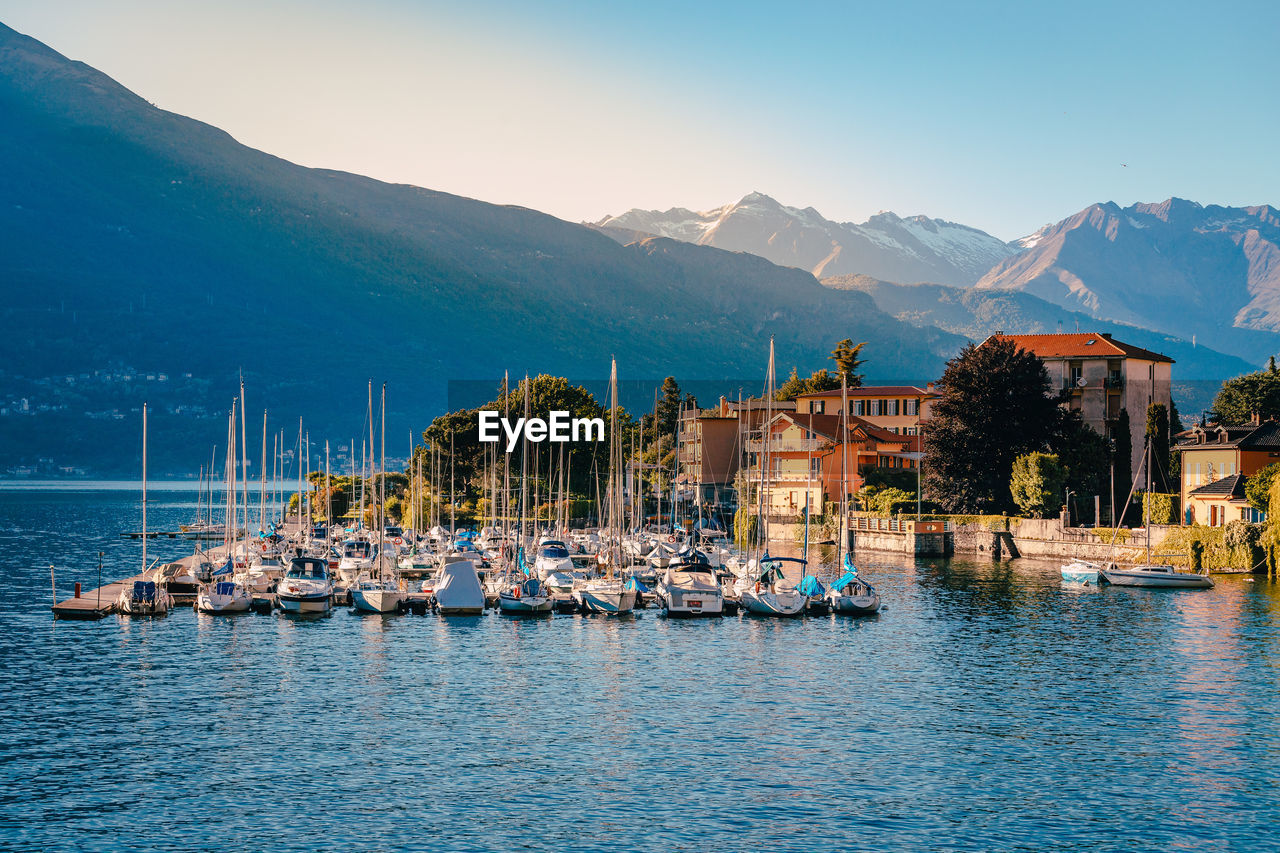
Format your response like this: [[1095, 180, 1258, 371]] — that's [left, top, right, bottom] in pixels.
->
[[50, 574, 142, 619]]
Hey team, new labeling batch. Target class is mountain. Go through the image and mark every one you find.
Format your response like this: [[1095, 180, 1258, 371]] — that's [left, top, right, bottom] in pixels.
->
[[828, 273, 1252, 411], [0, 22, 963, 475], [594, 192, 1019, 286], [977, 199, 1280, 364]]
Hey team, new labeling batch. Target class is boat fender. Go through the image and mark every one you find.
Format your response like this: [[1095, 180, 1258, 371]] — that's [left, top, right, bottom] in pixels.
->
[[513, 586, 521, 599], [668, 535, 677, 543]]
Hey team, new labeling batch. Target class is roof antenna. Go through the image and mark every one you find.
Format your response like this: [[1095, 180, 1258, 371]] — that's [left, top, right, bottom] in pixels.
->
[[1075, 319, 1079, 332]]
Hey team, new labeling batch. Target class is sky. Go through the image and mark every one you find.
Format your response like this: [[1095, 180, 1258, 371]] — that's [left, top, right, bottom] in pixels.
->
[[0, 0, 1276, 240]]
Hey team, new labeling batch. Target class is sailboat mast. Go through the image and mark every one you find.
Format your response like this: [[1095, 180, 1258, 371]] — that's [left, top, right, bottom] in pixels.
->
[[141, 402, 147, 575], [239, 377, 248, 543], [260, 409, 267, 534]]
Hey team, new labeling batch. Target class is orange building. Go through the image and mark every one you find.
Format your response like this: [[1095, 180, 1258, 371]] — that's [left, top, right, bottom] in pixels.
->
[[743, 411, 918, 515], [793, 385, 936, 435], [1176, 420, 1280, 525]]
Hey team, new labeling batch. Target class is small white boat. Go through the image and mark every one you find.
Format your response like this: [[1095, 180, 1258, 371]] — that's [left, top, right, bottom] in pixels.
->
[[497, 576, 554, 615], [825, 561, 880, 616], [533, 540, 574, 580], [1101, 564, 1214, 589], [737, 557, 805, 618], [1061, 559, 1104, 584], [351, 579, 403, 614], [277, 556, 334, 614], [574, 579, 637, 614], [434, 556, 485, 615], [117, 578, 172, 617], [656, 558, 723, 617], [337, 538, 375, 584], [196, 579, 252, 614]]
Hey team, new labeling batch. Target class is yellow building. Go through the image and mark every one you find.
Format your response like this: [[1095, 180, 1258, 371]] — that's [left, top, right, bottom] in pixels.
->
[[1176, 420, 1280, 525], [793, 385, 936, 435]]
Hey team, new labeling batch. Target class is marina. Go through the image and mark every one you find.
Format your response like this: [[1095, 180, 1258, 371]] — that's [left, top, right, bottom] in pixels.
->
[[7, 483, 1278, 851]]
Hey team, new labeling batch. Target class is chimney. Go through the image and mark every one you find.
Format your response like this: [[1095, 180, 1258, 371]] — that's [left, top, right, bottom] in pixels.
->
[[1101, 332, 1112, 340], [1252, 411, 1262, 426]]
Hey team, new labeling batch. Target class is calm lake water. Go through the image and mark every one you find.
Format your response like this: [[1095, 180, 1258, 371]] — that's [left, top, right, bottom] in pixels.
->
[[3, 487, 1278, 852]]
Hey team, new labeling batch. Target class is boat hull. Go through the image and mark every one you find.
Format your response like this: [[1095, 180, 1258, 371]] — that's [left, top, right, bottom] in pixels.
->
[[1101, 569, 1214, 589], [740, 589, 805, 617], [278, 592, 333, 613], [351, 589, 403, 614], [829, 593, 880, 616], [574, 586, 637, 614], [497, 593, 553, 614]]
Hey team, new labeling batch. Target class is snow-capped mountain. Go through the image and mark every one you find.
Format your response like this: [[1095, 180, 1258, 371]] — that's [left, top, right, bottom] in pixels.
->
[[594, 192, 1019, 287], [976, 198, 1280, 363]]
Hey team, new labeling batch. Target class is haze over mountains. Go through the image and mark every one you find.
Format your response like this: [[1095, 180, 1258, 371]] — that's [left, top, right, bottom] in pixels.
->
[[0, 21, 960, 475]]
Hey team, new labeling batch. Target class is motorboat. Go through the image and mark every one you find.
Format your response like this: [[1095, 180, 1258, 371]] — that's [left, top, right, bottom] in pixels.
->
[[337, 539, 376, 584], [351, 579, 403, 614], [277, 556, 334, 614], [196, 579, 252, 614], [1061, 559, 1104, 584], [433, 556, 485, 615], [497, 576, 554, 615], [117, 578, 172, 617], [656, 556, 723, 617], [533, 540, 574, 580], [1101, 564, 1214, 589], [574, 578, 637, 614]]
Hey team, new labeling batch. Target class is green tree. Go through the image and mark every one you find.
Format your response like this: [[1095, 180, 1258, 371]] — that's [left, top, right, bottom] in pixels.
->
[[1168, 397, 1184, 479], [1011, 452, 1066, 518], [1111, 409, 1133, 525], [829, 339, 867, 389], [656, 377, 682, 437], [1247, 462, 1280, 512], [774, 367, 841, 401], [1213, 370, 1280, 425], [922, 339, 1062, 513], [1051, 409, 1110, 508], [1146, 402, 1173, 492]]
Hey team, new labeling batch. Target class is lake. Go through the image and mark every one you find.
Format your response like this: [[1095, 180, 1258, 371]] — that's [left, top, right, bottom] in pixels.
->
[[2, 486, 1276, 851]]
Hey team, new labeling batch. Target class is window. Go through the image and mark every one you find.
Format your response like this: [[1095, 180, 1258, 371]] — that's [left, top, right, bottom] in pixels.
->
[[868, 400, 881, 416], [887, 400, 900, 416], [905, 399, 918, 416], [1069, 361, 1083, 387], [811, 400, 825, 414], [810, 457, 822, 474], [853, 400, 865, 416], [1195, 462, 1202, 485]]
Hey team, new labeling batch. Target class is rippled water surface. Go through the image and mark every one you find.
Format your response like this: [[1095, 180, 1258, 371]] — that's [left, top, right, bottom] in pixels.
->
[[3, 488, 1279, 852]]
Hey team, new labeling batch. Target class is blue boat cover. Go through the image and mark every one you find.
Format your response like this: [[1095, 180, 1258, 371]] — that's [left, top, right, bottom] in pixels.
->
[[830, 571, 858, 592], [132, 580, 156, 602], [212, 557, 233, 576], [798, 575, 825, 596], [625, 576, 650, 593], [842, 553, 859, 576], [215, 581, 237, 596], [517, 548, 531, 576]]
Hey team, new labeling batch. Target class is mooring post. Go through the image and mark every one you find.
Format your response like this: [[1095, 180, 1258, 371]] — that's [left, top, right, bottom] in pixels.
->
[[50, 564, 56, 607]]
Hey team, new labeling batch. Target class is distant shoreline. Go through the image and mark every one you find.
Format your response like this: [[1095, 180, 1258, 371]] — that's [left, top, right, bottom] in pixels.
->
[[0, 480, 311, 491]]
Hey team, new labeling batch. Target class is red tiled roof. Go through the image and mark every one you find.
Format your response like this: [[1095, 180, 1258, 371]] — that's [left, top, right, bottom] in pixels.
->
[[796, 385, 934, 399], [773, 412, 914, 446], [982, 332, 1173, 363]]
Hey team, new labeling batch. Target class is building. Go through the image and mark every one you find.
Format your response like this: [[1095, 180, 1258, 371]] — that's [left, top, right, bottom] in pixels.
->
[[742, 411, 919, 516], [1176, 419, 1280, 525], [980, 332, 1173, 473], [676, 396, 796, 508], [792, 385, 937, 434]]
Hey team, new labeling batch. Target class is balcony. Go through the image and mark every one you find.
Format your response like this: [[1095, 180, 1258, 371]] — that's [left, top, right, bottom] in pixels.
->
[[1104, 375, 1124, 389], [743, 438, 828, 453]]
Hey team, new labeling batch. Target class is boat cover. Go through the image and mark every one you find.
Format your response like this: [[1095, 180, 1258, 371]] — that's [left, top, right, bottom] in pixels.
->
[[798, 575, 825, 596], [435, 560, 484, 611], [830, 571, 858, 592]]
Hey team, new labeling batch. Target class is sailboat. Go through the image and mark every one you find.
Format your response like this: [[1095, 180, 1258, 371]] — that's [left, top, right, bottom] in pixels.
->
[[575, 359, 637, 615], [117, 404, 172, 617], [825, 378, 881, 615], [738, 340, 806, 618], [353, 384, 405, 613], [1101, 438, 1214, 590]]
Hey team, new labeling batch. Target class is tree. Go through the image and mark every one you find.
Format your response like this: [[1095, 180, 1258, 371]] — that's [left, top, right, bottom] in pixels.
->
[[829, 339, 867, 389], [922, 339, 1062, 513], [1213, 370, 1280, 425], [1050, 409, 1110, 508], [774, 367, 840, 401], [1247, 462, 1280, 512], [1168, 397, 1184, 480], [1146, 403, 1173, 492], [1010, 452, 1066, 518], [656, 376, 682, 436], [1111, 409, 1133, 525]]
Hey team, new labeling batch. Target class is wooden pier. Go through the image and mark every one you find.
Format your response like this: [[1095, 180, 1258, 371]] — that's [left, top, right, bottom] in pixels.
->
[[51, 573, 143, 619]]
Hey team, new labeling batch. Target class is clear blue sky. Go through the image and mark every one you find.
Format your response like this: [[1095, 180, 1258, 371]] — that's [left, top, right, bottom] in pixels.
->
[[1, 0, 1275, 239]]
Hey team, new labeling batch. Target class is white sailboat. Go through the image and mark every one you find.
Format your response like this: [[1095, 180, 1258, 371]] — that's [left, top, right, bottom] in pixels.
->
[[118, 404, 172, 617], [1098, 439, 1214, 590], [353, 384, 404, 614], [738, 340, 805, 618], [825, 378, 881, 616], [574, 360, 637, 615]]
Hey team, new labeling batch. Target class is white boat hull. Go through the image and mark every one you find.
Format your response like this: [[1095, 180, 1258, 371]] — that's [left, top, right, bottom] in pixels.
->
[[497, 593, 553, 614], [351, 588, 402, 613], [1061, 560, 1102, 584], [1102, 567, 1214, 589], [740, 588, 805, 617], [828, 593, 880, 615], [574, 585, 636, 614], [196, 588, 252, 614]]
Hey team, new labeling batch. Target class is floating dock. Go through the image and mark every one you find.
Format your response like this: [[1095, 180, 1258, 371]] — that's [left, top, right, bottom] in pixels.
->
[[51, 574, 143, 619]]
